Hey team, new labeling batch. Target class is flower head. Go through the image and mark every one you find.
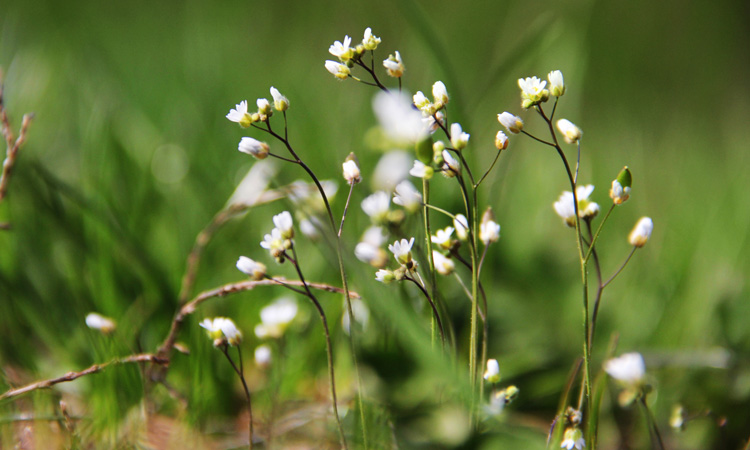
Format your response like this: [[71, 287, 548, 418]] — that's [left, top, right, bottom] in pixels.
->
[[604, 352, 646, 384], [576, 185, 599, 219], [85, 312, 116, 334], [256, 98, 272, 118], [361, 191, 391, 224], [561, 427, 585, 450], [343, 159, 361, 185], [409, 160, 434, 179], [236, 256, 267, 280], [628, 217, 653, 248], [480, 219, 501, 246], [226, 100, 254, 128], [548, 70, 565, 97], [375, 269, 395, 283], [553, 191, 577, 227], [498, 112, 524, 134], [556, 119, 583, 144], [388, 237, 415, 265], [255, 297, 298, 339], [610, 166, 632, 205], [432, 251, 455, 276], [454, 214, 469, 240], [431, 226, 454, 250], [238, 137, 270, 160], [495, 130, 509, 150], [200, 317, 242, 346], [483, 359, 501, 383], [383, 51, 405, 77], [254, 344, 272, 367], [518, 76, 549, 108], [373, 92, 428, 144], [441, 150, 460, 177], [325, 60, 351, 80], [393, 180, 422, 212], [270, 87, 289, 111], [273, 211, 294, 240], [432, 81, 449, 109], [260, 228, 287, 261], [329, 35, 354, 62], [450, 123, 470, 150], [362, 27, 381, 51]]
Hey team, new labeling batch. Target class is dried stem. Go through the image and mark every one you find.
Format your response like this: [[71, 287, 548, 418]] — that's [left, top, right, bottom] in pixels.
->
[[0, 77, 34, 212]]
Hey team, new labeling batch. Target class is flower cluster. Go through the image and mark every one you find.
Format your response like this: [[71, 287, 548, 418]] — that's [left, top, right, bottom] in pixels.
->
[[200, 317, 243, 347]]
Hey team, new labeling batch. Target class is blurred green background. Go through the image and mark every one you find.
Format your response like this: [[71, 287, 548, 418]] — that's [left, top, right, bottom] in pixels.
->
[[1, 0, 749, 448]]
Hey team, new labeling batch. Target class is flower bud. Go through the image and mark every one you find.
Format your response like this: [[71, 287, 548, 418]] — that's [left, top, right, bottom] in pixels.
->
[[383, 51, 404, 78], [556, 119, 582, 144], [483, 359, 501, 383], [628, 217, 653, 248], [548, 70, 565, 97], [86, 312, 116, 334], [236, 256, 267, 280], [342, 154, 361, 185], [238, 137, 270, 159], [495, 130, 509, 150], [450, 123, 470, 150], [432, 81, 449, 109], [610, 166, 632, 204], [270, 87, 289, 111], [256, 98, 273, 116], [325, 60, 350, 80], [362, 27, 381, 51], [498, 112, 524, 134]]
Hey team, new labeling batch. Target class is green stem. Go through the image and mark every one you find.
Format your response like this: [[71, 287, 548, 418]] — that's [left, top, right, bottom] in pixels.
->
[[584, 204, 616, 263]]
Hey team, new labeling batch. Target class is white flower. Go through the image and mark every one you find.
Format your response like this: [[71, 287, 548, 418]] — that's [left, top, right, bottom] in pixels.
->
[[495, 130, 509, 150], [226, 100, 253, 127], [372, 151, 412, 192], [254, 344, 272, 367], [561, 427, 585, 450], [200, 317, 242, 346], [553, 191, 577, 227], [604, 352, 646, 384], [441, 150, 460, 177], [273, 211, 294, 239], [256, 98, 272, 116], [393, 180, 422, 212], [325, 60, 350, 80], [450, 123, 470, 150], [432, 251, 455, 276], [375, 269, 395, 283], [628, 217, 653, 248], [236, 256, 266, 280], [413, 91, 432, 112], [498, 112, 524, 134], [388, 237, 415, 265], [342, 298, 370, 334], [483, 359, 501, 383], [355, 242, 386, 267], [431, 226, 454, 250], [454, 214, 469, 240], [238, 137, 270, 160], [480, 219, 501, 245], [260, 227, 286, 259], [254, 297, 298, 339], [362, 27, 381, 51], [409, 160, 434, 179], [576, 185, 599, 219], [383, 51, 404, 77], [85, 312, 116, 334], [518, 76, 549, 108], [342, 159, 361, 185], [362, 226, 388, 247], [270, 87, 289, 111], [373, 92, 428, 144], [423, 110, 445, 133], [556, 119, 582, 144], [485, 389, 507, 416], [361, 191, 391, 223], [548, 70, 565, 97], [329, 35, 354, 61], [432, 81, 449, 109]]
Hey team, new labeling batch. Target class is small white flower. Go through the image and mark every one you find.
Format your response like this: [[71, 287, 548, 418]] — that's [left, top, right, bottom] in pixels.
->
[[273, 211, 294, 239], [373, 92, 428, 144], [548, 70, 565, 97], [342, 159, 361, 185], [498, 112, 524, 134], [413, 91, 432, 112], [236, 256, 266, 280], [270, 87, 289, 111], [254, 344, 272, 367], [255, 297, 298, 339], [518, 76, 549, 108], [441, 150, 460, 177], [260, 227, 286, 259], [604, 352, 646, 384], [362, 27, 381, 51], [256, 98, 272, 117], [325, 60, 350, 80], [556, 119, 583, 144], [450, 123, 470, 150], [329, 35, 354, 61], [423, 110, 445, 133], [355, 242, 386, 267], [342, 298, 370, 334], [431, 226, 454, 250], [561, 427, 586, 450], [432, 81, 449, 109], [361, 191, 391, 224], [226, 100, 253, 127], [388, 237, 415, 265], [85, 312, 116, 334], [480, 219, 501, 245], [393, 180, 422, 212], [383, 51, 404, 77], [200, 317, 242, 346], [485, 389, 507, 416], [409, 160, 434, 179], [628, 217, 653, 248], [375, 269, 395, 283], [495, 130, 509, 150], [362, 226, 388, 247], [454, 214, 469, 240], [483, 359, 501, 383], [372, 151, 412, 192], [576, 185, 599, 219], [432, 251, 455, 276], [610, 179, 631, 204], [553, 191, 577, 227], [238, 137, 269, 160]]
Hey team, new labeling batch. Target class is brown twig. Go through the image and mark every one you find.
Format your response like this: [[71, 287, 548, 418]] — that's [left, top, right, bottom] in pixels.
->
[[0, 74, 34, 208], [0, 354, 166, 402]]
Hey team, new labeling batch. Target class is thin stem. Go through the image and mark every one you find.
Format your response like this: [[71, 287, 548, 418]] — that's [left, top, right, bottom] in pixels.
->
[[521, 130, 556, 147], [404, 274, 445, 344], [220, 345, 254, 450], [288, 245, 348, 450], [421, 178, 438, 346], [584, 204, 616, 263], [475, 149, 503, 189], [338, 182, 355, 237], [602, 247, 637, 289], [354, 60, 389, 92], [639, 396, 666, 450], [574, 140, 581, 184]]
